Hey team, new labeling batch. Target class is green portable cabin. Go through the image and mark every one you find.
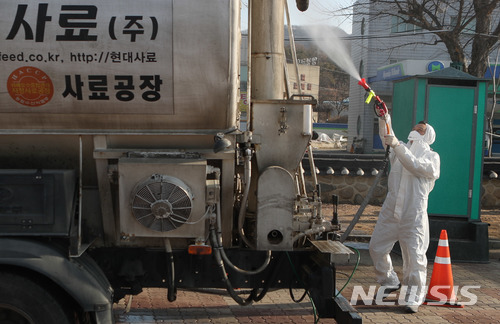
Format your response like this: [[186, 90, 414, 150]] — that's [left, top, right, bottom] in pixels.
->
[[392, 67, 489, 262]]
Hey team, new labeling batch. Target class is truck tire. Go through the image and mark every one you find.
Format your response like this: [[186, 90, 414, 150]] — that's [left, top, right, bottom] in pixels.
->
[[0, 272, 72, 324]]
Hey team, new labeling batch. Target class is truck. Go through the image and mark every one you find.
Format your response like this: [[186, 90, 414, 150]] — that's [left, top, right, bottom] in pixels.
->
[[0, 1, 361, 323]]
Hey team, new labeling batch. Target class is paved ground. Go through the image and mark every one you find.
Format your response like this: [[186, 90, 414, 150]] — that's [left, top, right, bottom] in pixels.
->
[[113, 251, 500, 323], [113, 204, 500, 323]]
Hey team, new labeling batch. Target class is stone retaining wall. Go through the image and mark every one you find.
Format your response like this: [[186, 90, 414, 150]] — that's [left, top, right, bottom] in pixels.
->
[[306, 175, 500, 208], [481, 179, 500, 208]]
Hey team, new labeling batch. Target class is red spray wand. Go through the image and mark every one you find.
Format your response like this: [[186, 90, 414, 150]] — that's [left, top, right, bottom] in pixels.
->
[[358, 78, 390, 135]]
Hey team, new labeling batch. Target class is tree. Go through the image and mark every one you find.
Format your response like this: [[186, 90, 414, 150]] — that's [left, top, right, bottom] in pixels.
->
[[340, 0, 500, 77]]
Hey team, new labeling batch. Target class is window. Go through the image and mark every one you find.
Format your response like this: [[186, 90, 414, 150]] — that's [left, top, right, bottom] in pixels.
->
[[391, 16, 422, 33], [307, 83, 312, 90], [300, 74, 306, 81]]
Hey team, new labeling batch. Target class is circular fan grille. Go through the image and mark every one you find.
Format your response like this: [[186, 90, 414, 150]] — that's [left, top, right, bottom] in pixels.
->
[[131, 174, 193, 232]]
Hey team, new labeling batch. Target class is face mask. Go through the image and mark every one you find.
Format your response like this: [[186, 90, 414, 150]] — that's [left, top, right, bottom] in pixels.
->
[[409, 139, 429, 157], [408, 130, 423, 142]]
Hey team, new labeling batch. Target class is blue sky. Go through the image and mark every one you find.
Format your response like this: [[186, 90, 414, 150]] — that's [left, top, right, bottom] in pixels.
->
[[240, 0, 353, 34]]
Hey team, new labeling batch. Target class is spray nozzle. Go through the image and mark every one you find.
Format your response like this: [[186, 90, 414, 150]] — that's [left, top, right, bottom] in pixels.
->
[[357, 78, 371, 91], [358, 78, 378, 105]]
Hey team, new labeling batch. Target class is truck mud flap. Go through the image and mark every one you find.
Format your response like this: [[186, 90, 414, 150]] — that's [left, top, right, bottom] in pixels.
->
[[307, 264, 362, 323], [333, 289, 363, 324]]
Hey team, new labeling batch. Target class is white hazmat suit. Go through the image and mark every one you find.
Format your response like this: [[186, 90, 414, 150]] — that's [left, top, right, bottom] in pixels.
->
[[369, 115, 440, 308]]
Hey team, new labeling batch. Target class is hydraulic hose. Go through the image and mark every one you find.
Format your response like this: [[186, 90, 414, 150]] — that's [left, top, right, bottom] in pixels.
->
[[206, 163, 272, 305], [206, 164, 255, 306], [164, 238, 177, 302], [339, 146, 390, 242], [220, 247, 271, 275], [215, 198, 271, 275], [210, 228, 256, 306], [210, 226, 275, 305], [238, 148, 255, 249]]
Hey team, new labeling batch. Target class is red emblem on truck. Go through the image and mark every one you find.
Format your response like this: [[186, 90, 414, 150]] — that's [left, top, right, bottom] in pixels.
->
[[7, 66, 54, 107]]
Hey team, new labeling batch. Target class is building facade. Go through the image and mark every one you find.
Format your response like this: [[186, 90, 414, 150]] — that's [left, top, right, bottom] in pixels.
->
[[348, 0, 500, 153]]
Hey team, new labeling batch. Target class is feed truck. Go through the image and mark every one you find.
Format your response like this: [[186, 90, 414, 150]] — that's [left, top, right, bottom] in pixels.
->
[[0, 0, 361, 323]]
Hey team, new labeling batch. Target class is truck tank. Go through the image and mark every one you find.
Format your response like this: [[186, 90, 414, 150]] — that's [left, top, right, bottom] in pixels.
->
[[0, 0, 239, 131], [0, 1, 362, 323]]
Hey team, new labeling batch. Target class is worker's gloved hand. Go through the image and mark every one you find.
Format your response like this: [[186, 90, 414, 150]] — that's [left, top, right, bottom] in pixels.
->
[[384, 135, 399, 148]]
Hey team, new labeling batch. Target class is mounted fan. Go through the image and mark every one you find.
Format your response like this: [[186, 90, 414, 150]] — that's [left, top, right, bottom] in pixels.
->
[[131, 174, 193, 232]]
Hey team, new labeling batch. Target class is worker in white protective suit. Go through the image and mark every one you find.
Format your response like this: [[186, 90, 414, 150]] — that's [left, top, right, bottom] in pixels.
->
[[369, 114, 440, 314]]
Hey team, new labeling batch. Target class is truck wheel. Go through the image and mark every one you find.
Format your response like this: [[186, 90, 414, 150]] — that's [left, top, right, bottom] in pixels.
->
[[0, 272, 72, 324]]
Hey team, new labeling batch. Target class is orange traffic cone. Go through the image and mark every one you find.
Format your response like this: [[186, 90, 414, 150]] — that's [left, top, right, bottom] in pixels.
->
[[424, 229, 464, 307]]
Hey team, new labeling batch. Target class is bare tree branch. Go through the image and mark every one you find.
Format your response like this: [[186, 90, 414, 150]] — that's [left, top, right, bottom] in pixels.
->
[[334, 0, 500, 76]]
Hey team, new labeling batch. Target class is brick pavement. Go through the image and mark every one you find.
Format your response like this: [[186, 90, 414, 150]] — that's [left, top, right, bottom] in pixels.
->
[[113, 252, 500, 324]]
